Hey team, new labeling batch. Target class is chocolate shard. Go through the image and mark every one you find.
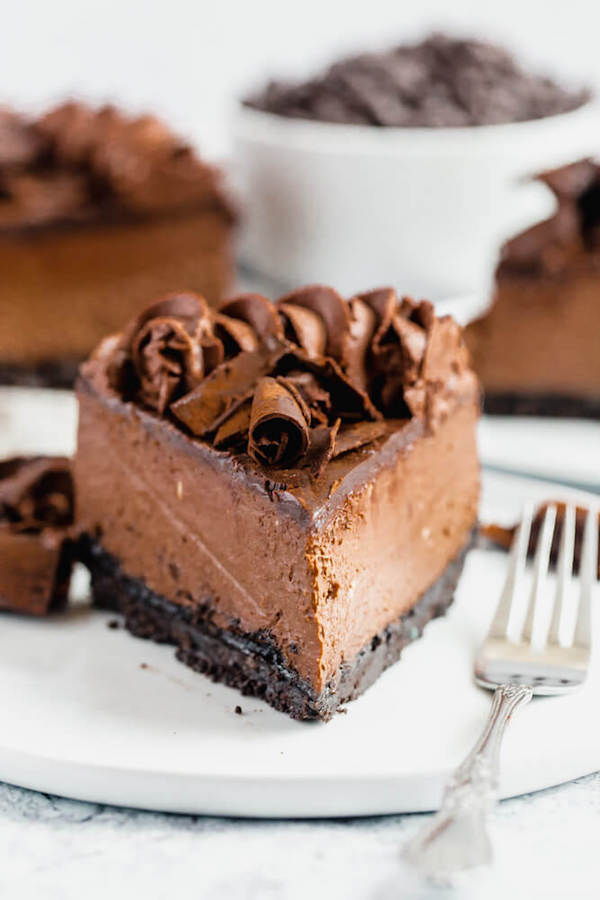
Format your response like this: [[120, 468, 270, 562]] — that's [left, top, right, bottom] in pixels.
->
[[213, 399, 252, 449], [0, 457, 74, 616], [305, 419, 341, 478], [332, 420, 390, 458], [171, 350, 277, 436], [277, 285, 350, 360], [248, 376, 311, 467]]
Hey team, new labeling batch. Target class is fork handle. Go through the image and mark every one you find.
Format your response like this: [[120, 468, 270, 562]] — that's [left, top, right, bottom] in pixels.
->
[[407, 683, 533, 878]]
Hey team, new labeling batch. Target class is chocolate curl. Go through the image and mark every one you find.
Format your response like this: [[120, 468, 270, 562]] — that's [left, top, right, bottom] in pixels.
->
[[0, 172, 90, 228], [280, 371, 331, 425], [278, 302, 327, 358], [131, 316, 204, 415], [248, 377, 311, 467], [363, 293, 429, 417], [0, 457, 74, 616], [215, 313, 261, 356], [171, 350, 277, 436], [277, 285, 350, 360], [220, 294, 284, 346], [274, 350, 380, 422], [344, 296, 378, 390], [110, 292, 223, 411], [0, 457, 73, 532], [0, 108, 45, 168]]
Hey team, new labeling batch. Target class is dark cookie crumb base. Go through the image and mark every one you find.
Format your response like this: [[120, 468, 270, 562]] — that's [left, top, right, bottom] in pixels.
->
[[0, 359, 80, 389], [78, 530, 475, 721], [483, 392, 600, 419]]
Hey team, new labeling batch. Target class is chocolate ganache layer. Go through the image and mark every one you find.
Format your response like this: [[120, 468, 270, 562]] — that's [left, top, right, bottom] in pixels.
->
[[75, 285, 480, 717], [465, 160, 600, 416], [0, 457, 74, 615]]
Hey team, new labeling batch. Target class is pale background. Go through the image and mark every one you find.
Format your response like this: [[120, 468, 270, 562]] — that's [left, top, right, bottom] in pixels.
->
[[2, 0, 599, 157]]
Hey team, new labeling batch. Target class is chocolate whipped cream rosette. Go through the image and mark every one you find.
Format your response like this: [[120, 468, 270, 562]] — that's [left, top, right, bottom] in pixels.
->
[[234, 33, 595, 301]]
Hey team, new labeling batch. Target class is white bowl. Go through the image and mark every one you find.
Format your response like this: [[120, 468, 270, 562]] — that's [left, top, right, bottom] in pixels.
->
[[232, 102, 600, 301]]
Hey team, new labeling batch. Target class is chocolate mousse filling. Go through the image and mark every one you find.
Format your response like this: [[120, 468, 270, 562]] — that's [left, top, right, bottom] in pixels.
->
[[79, 528, 475, 721]]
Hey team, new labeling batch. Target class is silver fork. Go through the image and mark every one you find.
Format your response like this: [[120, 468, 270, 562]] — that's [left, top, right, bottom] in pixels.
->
[[406, 501, 599, 879]]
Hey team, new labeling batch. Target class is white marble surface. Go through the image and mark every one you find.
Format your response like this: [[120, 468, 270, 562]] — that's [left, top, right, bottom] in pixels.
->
[[1, 774, 599, 899]]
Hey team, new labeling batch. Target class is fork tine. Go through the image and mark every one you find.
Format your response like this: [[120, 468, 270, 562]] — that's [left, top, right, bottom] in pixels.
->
[[521, 505, 557, 644], [547, 504, 576, 646], [574, 508, 599, 650], [488, 502, 534, 640]]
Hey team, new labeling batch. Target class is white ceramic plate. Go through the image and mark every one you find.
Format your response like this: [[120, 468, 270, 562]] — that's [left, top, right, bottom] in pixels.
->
[[0, 387, 599, 817]]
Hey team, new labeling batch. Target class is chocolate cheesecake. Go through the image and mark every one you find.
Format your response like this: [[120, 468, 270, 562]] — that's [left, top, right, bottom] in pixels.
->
[[0, 103, 234, 386], [0, 456, 74, 614], [465, 160, 600, 417], [75, 286, 480, 720]]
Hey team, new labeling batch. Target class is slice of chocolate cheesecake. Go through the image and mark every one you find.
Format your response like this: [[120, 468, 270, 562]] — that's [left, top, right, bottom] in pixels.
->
[[75, 287, 480, 720], [0, 103, 234, 386], [0, 457, 74, 614], [465, 160, 600, 417]]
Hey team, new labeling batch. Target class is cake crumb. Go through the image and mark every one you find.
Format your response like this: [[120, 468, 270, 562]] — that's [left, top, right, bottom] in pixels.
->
[[140, 662, 148, 670], [107, 619, 120, 630], [234, 705, 243, 715], [176, 480, 183, 500]]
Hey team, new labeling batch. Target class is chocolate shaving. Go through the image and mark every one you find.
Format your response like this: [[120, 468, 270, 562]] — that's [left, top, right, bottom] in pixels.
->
[[274, 350, 380, 422], [0, 457, 73, 532], [171, 350, 277, 436], [344, 296, 378, 391], [248, 377, 311, 467], [332, 421, 390, 458], [213, 400, 252, 449], [306, 420, 341, 478]]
